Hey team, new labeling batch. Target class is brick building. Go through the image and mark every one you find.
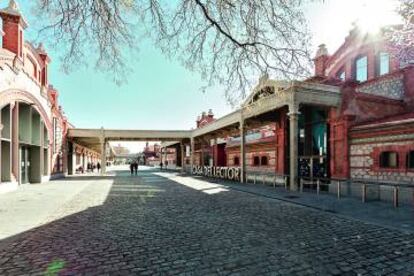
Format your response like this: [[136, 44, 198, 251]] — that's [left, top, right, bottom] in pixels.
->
[[142, 142, 161, 166], [0, 1, 99, 192], [162, 24, 414, 200]]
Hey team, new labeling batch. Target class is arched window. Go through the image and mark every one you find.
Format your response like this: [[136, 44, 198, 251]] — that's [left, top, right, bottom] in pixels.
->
[[233, 156, 240, 166], [378, 52, 390, 76], [337, 69, 345, 81], [407, 151, 414, 169], [261, 156, 268, 166], [253, 156, 260, 166], [355, 56, 368, 82], [379, 151, 398, 168]]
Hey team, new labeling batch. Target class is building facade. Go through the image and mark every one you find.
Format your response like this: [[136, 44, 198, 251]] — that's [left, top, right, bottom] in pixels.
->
[[161, 25, 414, 201], [0, 1, 99, 192]]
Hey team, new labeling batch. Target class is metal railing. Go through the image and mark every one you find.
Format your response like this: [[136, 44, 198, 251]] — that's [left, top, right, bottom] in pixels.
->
[[299, 176, 414, 208], [245, 171, 289, 190], [244, 171, 414, 208]]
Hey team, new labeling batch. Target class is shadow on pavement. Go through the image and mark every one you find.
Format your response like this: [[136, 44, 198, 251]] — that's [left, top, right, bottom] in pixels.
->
[[0, 169, 413, 275]]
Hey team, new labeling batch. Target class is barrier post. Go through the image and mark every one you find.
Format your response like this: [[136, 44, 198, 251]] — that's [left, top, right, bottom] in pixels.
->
[[411, 188, 414, 205], [337, 181, 341, 199], [284, 176, 288, 190], [393, 186, 399, 208], [300, 178, 303, 193], [254, 174, 256, 185], [362, 183, 367, 203]]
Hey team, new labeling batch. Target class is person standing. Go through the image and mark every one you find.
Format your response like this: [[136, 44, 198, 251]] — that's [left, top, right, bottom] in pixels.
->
[[97, 162, 101, 173]]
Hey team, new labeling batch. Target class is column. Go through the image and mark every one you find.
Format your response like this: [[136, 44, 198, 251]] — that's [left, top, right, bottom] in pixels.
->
[[11, 102, 19, 183], [39, 121, 44, 180], [100, 139, 106, 175], [240, 120, 246, 183], [190, 137, 194, 172], [180, 142, 185, 173], [288, 105, 300, 191], [62, 139, 68, 176], [213, 138, 218, 166], [164, 148, 167, 167]]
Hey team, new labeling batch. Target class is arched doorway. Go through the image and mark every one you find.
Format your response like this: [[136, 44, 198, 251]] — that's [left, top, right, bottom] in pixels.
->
[[1, 104, 11, 182], [18, 102, 49, 183]]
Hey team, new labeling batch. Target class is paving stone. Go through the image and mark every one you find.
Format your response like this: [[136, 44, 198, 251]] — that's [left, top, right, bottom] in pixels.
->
[[0, 168, 413, 275]]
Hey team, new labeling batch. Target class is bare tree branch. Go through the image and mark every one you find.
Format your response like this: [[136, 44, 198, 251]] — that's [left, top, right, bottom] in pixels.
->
[[33, 0, 313, 103]]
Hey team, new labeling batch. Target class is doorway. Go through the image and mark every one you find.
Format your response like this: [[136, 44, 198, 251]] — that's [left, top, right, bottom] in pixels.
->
[[20, 146, 30, 184]]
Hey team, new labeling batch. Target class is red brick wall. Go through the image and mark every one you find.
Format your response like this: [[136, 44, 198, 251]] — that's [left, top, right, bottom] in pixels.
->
[[329, 108, 350, 179], [2, 19, 22, 56], [275, 109, 287, 174], [403, 66, 414, 107]]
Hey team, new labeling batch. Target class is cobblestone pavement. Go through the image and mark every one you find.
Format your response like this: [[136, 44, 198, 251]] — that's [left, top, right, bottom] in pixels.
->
[[0, 167, 413, 275]]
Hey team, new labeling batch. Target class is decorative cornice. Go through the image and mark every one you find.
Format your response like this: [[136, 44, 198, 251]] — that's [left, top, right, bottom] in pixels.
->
[[351, 133, 414, 144]]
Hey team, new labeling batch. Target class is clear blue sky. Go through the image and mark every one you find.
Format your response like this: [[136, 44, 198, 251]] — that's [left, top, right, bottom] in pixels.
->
[[15, 0, 401, 152]]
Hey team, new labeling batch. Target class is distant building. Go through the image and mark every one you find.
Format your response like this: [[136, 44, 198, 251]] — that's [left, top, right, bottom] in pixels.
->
[[142, 142, 161, 166], [112, 143, 130, 155]]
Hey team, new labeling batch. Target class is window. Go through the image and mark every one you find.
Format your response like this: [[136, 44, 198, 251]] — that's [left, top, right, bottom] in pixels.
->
[[378, 52, 390, 76], [407, 151, 414, 169], [261, 156, 268, 166], [233, 156, 240, 166], [379, 151, 398, 168], [253, 156, 260, 166], [337, 70, 345, 81], [355, 56, 368, 82]]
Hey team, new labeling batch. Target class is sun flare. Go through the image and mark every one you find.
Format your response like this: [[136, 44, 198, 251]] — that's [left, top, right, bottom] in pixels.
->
[[353, 0, 402, 34]]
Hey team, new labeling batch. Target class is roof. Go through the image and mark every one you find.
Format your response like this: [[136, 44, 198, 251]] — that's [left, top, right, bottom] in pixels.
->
[[0, 0, 28, 29]]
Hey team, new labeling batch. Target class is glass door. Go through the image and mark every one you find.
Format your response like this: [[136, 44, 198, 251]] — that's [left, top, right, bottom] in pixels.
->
[[20, 146, 30, 184]]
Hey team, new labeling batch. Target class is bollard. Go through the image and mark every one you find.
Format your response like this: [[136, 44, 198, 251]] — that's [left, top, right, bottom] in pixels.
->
[[273, 175, 276, 188], [362, 183, 367, 203], [284, 176, 288, 190], [393, 186, 399, 208], [413, 190, 414, 208], [300, 178, 304, 193], [316, 179, 320, 196], [337, 181, 341, 199], [254, 174, 257, 185]]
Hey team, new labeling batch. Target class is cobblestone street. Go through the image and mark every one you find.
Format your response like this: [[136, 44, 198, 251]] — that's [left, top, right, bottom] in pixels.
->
[[0, 167, 414, 275]]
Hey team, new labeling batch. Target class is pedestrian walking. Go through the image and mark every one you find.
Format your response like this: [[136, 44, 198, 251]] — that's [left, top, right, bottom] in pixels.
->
[[97, 162, 101, 173], [130, 162, 134, 175], [134, 161, 138, 175]]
